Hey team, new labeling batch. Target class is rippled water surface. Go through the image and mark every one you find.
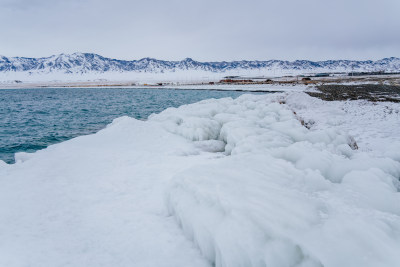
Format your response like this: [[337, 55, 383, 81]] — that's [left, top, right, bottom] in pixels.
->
[[0, 87, 263, 163]]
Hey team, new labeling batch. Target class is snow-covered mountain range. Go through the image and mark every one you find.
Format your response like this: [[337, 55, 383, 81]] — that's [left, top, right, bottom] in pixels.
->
[[1, 53, 400, 82]]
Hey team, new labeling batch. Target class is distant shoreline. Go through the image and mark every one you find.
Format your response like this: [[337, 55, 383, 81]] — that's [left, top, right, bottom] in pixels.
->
[[1, 74, 400, 92]]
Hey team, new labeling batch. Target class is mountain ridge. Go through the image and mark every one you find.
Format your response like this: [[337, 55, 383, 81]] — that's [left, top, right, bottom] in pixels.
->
[[1, 53, 400, 78]]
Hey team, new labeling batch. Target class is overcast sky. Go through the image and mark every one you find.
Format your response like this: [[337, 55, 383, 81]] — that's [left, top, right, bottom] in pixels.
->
[[0, 0, 399, 61]]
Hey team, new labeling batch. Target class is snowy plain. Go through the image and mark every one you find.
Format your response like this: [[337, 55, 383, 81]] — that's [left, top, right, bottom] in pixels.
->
[[0, 92, 399, 267]]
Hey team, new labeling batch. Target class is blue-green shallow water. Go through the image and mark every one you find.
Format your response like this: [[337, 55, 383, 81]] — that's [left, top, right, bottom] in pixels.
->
[[0, 87, 265, 163]]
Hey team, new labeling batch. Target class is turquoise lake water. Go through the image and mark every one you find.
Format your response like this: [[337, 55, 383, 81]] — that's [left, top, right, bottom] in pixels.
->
[[0, 87, 264, 163]]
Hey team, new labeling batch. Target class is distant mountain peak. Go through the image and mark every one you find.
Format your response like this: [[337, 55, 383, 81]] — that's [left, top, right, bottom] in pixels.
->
[[182, 57, 194, 62]]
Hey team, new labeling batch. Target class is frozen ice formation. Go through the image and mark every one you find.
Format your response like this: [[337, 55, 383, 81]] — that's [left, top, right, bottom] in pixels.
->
[[1, 93, 399, 267]]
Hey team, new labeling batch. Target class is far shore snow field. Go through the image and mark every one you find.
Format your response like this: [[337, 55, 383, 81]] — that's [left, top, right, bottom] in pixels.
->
[[0, 81, 310, 92], [0, 89, 399, 267], [1, 73, 400, 94]]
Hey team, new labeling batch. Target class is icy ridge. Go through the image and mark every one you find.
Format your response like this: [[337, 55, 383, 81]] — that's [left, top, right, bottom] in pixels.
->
[[149, 94, 400, 267]]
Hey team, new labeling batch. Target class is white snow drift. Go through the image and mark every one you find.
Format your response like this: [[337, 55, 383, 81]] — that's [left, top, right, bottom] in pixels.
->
[[0, 93, 399, 267]]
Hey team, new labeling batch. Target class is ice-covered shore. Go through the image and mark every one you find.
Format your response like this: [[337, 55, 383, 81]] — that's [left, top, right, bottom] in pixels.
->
[[0, 92, 399, 267]]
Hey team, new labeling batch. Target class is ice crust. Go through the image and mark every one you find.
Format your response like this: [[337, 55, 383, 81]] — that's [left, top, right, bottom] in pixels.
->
[[1, 93, 400, 267]]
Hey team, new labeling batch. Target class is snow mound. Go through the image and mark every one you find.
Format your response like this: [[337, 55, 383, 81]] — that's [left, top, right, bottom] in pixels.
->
[[0, 93, 399, 267], [285, 92, 400, 162], [168, 155, 400, 267], [151, 94, 400, 267]]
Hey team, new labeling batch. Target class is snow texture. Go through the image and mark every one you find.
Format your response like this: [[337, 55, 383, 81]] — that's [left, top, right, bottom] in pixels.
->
[[0, 92, 399, 267]]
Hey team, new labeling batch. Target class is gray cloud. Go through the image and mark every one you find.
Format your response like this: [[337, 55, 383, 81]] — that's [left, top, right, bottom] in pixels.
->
[[0, 0, 399, 61]]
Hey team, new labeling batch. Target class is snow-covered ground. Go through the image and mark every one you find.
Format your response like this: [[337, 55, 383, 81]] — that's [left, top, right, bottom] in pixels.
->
[[0, 93, 399, 267], [286, 93, 400, 159], [0, 82, 310, 92], [0, 69, 279, 84]]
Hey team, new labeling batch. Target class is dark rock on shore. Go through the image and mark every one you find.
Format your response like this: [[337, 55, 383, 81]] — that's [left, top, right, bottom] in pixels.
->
[[307, 84, 400, 102]]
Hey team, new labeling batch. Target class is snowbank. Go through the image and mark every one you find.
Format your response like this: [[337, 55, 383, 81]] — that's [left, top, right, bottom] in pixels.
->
[[285, 92, 400, 160], [152, 94, 400, 267], [0, 93, 399, 267]]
